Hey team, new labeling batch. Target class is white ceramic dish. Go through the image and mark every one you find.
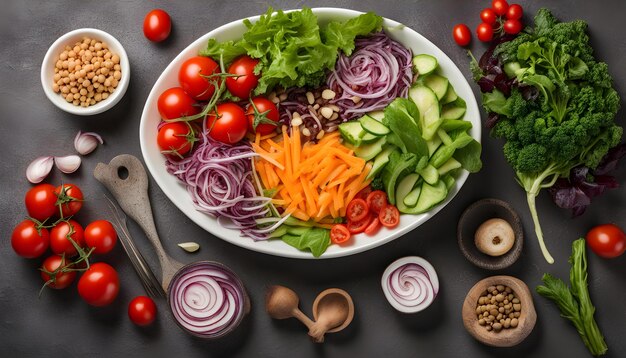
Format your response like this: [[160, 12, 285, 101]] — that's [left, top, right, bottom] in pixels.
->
[[41, 28, 130, 116], [139, 8, 481, 259]]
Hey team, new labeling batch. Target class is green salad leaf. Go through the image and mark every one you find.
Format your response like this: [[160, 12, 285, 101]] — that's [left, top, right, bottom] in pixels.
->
[[281, 228, 330, 258]]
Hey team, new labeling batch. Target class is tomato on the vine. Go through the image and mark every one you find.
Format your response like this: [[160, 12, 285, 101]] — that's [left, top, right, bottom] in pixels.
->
[[246, 97, 279, 135], [379, 205, 400, 228], [480, 8, 498, 25], [206, 102, 248, 144], [55, 184, 83, 217], [476, 23, 494, 42], [506, 4, 523, 20], [25, 184, 58, 221], [128, 296, 158, 326], [11, 219, 49, 258], [143, 9, 171, 42], [157, 122, 194, 156], [41, 254, 76, 289], [226, 56, 260, 99], [179, 56, 220, 100], [366, 191, 387, 214], [78, 262, 120, 307], [586, 224, 626, 258], [85, 220, 118, 255], [452, 24, 472, 47], [346, 198, 369, 222], [491, 0, 509, 16], [503, 19, 523, 35], [157, 87, 200, 120], [50, 219, 85, 256]]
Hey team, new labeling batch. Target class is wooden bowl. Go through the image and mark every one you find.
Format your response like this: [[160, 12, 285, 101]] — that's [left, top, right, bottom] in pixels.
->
[[458, 198, 524, 270], [462, 275, 536, 347]]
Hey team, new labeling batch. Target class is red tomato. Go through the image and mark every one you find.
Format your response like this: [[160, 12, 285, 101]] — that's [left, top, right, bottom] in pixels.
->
[[379, 205, 400, 228], [85, 220, 118, 255], [586, 224, 626, 258], [78, 262, 120, 307], [50, 220, 85, 256], [41, 254, 76, 289], [226, 56, 260, 99], [25, 184, 58, 221], [157, 87, 200, 120], [503, 19, 523, 35], [143, 9, 171, 42], [452, 24, 471, 47], [206, 103, 248, 144], [330, 224, 351, 244], [346, 198, 369, 222], [506, 4, 523, 20], [157, 122, 194, 156], [246, 97, 279, 135], [11, 219, 49, 258], [356, 186, 373, 200], [54, 184, 83, 217], [179, 56, 220, 100], [364, 217, 381, 236], [480, 8, 498, 25], [476, 23, 494, 42], [347, 216, 371, 234], [128, 296, 158, 326], [491, 0, 509, 16], [366, 191, 387, 214]]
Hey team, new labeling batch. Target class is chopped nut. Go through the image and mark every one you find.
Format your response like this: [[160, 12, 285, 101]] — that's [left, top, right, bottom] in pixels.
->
[[321, 89, 336, 100], [306, 91, 315, 105], [320, 107, 333, 119], [302, 127, 311, 137]]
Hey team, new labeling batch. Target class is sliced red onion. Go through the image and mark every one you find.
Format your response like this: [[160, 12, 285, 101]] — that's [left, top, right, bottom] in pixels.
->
[[26, 156, 54, 183], [381, 256, 439, 313], [168, 262, 248, 339], [74, 131, 104, 155], [54, 155, 81, 174]]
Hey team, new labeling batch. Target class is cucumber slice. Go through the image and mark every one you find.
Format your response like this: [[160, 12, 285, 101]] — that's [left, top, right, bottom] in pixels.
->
[[440, 118, 472, 132], [338, 121, 365, 145], [368, 110, 385, 121], [437, 128, 453, 146], [360, 132, 381, 143], [437, 157, 462, 175], [426, 135, 442, 157], [354, 136, 386, 161], [268, 225, 288, 239], [367, 145, 394, 180], [403, 186, 422, 207], [413, 180, 448, 213], [441, 174, 456, 190], [423, 74, 449, 100], [412, 54, 438, 76], [396, 173, 421, 213], [360, 115, 390, 136], [441, 85, 458, 105], [441, 106, 466, 120], [409, 86, 441, 140], [416, 164, 439, 185]]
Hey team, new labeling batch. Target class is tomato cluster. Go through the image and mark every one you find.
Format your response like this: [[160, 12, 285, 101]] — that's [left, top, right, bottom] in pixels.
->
[[11, 183, 120, 306], [156, 54, 279, 157], [330, 186, 400, 245], [453, 0, 524, 46]]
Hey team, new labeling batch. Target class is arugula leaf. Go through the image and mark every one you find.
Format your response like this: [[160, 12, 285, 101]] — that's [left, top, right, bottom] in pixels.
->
[[281, 228, 330, 258]]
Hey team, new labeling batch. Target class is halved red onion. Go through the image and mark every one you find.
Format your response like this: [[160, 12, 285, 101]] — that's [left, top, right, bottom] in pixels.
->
[[26, 156, 54, 183], [168, 261, 249, 339], [381, 256, 439, 313]]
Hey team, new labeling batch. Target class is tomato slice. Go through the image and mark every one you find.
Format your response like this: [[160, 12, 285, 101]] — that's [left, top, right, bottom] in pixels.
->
[[346, 198, 369, 222], [364, 217, 381, 236], [330, 224, 351, 245], [366, 191, 387, 214], [379, 205, 400, 228], [347, 215, 371, 234], [356, 186, 372, 200]]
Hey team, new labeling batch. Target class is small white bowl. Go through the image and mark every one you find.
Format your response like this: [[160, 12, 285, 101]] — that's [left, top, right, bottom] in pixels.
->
[[41, 28, 130, 116]]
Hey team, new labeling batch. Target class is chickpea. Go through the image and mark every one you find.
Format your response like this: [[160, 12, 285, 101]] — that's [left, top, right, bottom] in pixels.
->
[[112, 54, 120, 64], [102, 92, 108, 99]]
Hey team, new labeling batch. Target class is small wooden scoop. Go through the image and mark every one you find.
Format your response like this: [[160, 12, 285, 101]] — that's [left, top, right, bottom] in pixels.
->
[[310, 288, 354, 343], [266, 285, 315, 329]]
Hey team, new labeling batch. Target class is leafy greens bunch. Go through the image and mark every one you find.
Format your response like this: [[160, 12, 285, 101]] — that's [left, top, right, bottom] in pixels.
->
[[471, 9, 623, 263]]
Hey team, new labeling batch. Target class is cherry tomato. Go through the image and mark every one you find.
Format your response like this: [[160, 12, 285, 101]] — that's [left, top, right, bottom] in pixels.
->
[[585, 224, 626, 258], [143, 9, 171, 42], [41, 254, 76, 289], [54, 184, 83, 217], [491, 0, 509, 16], [366, 191, 387, 214], [356, 186, 373, 200], [128, 296, 158, 326], [364, 217, 381, 236], [476, 23, 494, 42], [346, 198, 369, 222], [330, 224, 351, 245], [50, 220, 85, 257], [157, 87, 200, 120], [480, 8, 498, 25], [452, 24, 472, 47], [157, 122, 194, 156], [206, 102, 248, 144], [503, 19, 523, 35], [179, 56, 220, 100], [379, 205, 400, 228], [11, 219, 49, 258], [226, 56, 260, 99], [347, 215, 371, 234], [246, 97, 279, 135], [506, 4, 523, 20], [78, 262, 120, 307], [25, 184, 58, 221], [85, 220, 118, 255]]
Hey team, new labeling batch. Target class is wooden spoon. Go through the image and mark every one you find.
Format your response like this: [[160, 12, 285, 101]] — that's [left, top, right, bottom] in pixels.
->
[[309, 288, 354, 343], [265, 285, 314, 330]]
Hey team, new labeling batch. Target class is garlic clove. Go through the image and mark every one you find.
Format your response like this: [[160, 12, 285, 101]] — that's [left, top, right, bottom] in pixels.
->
[[26, 156, 54, 183], [54, 155, 82, 174], [177, 242, 200, 253], [74, 131, 104, 155]]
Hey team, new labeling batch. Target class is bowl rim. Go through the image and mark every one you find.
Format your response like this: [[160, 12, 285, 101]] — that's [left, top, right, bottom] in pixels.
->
[[40, 27, 130, 116]]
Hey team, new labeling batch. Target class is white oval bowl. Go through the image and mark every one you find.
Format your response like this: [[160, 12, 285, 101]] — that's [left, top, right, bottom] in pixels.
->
[[139, 8, 481, 259], [41, 28, 130, 116]]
